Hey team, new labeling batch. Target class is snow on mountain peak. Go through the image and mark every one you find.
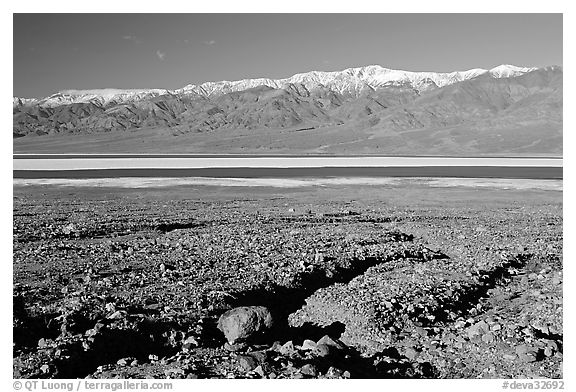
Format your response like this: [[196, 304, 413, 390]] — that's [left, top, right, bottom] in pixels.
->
[[14, 64, 541, 107], [489, 64, 538, 78], [59, 88, 165, 95], [176, 64, 533, 98], [32, 88, 170, 108]]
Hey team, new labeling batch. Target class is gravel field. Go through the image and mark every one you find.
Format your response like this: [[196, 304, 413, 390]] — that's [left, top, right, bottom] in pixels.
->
[[13, 182, 562, 379]]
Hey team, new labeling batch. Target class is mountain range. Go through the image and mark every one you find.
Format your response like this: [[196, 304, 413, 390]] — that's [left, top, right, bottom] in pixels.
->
[[13, 64, 562, 155]]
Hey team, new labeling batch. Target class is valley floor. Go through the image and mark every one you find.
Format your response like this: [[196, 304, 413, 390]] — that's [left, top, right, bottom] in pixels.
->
[[13, 123, 563, 157], [13, 183, 562, 379]]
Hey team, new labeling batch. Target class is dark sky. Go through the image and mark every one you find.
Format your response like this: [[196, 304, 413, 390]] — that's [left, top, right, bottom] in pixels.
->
[[13, 13, 563, 98]]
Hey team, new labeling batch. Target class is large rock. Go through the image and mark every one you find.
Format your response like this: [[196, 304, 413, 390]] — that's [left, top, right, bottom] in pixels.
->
[[217, 306, 273, 344]]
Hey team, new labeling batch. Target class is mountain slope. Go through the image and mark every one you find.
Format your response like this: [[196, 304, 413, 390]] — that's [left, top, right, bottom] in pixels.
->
[[12, 64, 562, 156]]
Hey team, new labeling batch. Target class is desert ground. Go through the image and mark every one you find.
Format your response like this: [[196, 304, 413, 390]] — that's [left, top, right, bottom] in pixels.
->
[[13, 180, 562, 379], [12, 122, 562, 157]]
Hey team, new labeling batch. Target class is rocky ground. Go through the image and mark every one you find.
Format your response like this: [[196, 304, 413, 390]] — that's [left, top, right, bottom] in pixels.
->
[[12, 184, 563, 379]]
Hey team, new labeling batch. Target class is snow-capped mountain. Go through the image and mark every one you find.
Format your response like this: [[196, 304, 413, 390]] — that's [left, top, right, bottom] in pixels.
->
[[13, 64, 562, 156], [13, 88, 170, 109], [174, 64, 537, 97], [14, 64, 537, 107], [13, 97, 39, 107], [488, 64, 537, 78]]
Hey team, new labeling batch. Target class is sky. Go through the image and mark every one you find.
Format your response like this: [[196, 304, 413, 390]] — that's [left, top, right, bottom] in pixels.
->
[[13, 13, 563, 98]]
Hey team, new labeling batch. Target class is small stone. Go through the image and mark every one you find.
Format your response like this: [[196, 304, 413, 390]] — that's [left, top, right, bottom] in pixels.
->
[[467, 320, 490, 339], [217, 306, 273, 344], [476, 321, 490, 333], [164, 368, 185, 378], [117, 358, 128, 366], [326, 366, 344, 378], [482, 332, 495, 344], [534, 340, 547, 348], [40, 364, 50, 374], [545, 341, 558, 351], [182, 336, 198, 350], [186, 373, 199, 379], [269, 341, 282, 351], [544, 347, 554, 357], [536, 325, 550, 335], [312, 344, 332, 358], [107, 310, 126, 320], [316, 335, 344, 350], [342, 370, 351, 379], [253, 365, 265, 377], [454, 320, 466, 329], [237, 355, 258, 372], [38, 338, 48, 348], [86, 322, 105, 337], [522, 327, 534, 336], [301, 339, 317, 351], [555, 351, 563, 359], [491, 324, 502, 332], [300, 363, 318, 377], [62, 223, 76, 235], [405, 347, 419, 361], [279, 340, 296, 356]]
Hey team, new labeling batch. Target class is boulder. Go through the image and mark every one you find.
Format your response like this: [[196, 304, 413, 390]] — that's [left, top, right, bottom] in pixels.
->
[[217, 306, 273, 344]]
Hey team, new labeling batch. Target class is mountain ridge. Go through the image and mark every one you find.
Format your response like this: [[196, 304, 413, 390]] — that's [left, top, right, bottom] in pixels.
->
[[13, 64, 562, 156], [14, 64, 542, 108]]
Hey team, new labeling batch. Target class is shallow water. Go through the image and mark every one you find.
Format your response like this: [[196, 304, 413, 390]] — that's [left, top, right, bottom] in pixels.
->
[[12, 177, 563, 191]]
